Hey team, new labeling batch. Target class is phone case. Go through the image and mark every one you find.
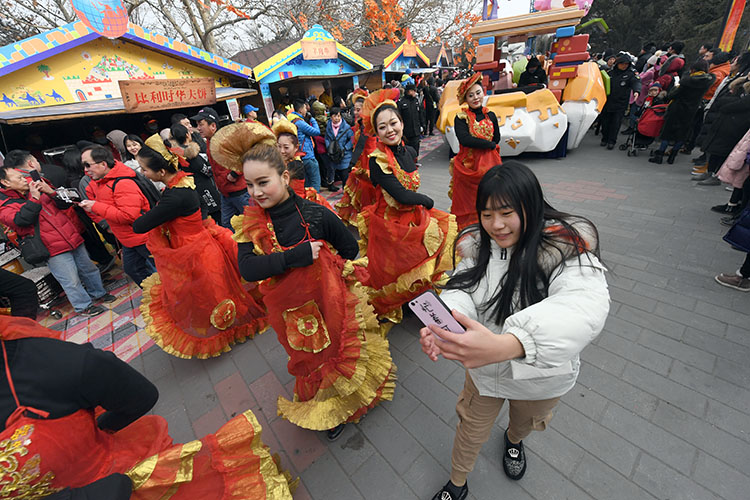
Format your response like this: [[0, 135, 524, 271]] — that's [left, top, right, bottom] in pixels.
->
[[408, 290, 465, 334]]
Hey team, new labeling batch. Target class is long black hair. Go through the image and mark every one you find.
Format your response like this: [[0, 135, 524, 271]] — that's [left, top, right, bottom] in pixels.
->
[[444, 161, 600, 325], [122, 134, 145, 161]]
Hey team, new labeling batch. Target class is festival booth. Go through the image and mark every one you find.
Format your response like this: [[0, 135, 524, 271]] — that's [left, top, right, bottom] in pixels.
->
[[0, 22, 256, 152], [439, 4, 606, 157], [232, 26, 377, 121], [356, 30, 437, 86]]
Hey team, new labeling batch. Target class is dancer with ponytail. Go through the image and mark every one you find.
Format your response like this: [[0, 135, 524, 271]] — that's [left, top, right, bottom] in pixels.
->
[[224, 123, 395, 441], [134, 142, 267, 359]]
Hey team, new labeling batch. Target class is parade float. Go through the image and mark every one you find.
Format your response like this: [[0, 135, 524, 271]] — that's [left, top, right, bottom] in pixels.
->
[[439, 3, 607, 157], [232, 25, 378, 120]]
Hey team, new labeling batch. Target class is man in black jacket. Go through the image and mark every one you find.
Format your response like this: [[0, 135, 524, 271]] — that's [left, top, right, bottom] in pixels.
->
[[600, 53, 641, 149], [399, 84, 422, 155], [425, 78, 440, 136]]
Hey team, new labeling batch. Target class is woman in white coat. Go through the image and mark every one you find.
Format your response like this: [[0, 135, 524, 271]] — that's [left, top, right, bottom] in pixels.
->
[[422, 161, 610, 500]]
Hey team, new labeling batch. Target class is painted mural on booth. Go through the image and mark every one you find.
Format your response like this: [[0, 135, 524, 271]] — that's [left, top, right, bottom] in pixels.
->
[[0, 37, 229, 110]]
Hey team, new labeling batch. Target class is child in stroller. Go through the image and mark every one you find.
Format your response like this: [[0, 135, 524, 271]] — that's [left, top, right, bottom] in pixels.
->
[[620, 85, 667, 157]]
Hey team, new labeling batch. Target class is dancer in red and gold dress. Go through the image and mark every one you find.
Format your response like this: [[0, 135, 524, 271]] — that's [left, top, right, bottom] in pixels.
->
[[336, 88, 379, 224], [223, 123, 395, 441], [273, 119, 336, 212], [357, 90, 458, 323], [134, 143, 267, 359], [0, 315, 292, 499], [450, 73, 502, 230]]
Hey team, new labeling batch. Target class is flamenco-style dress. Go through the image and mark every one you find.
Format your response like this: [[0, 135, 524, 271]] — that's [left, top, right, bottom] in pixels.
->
[[135, 171, 267, 359], [357, 143, 458, 323], [0, 316, 292, 500], [335, 119, 378, 225], [233, 192, 396, 431], [450, 106, 502, 230]]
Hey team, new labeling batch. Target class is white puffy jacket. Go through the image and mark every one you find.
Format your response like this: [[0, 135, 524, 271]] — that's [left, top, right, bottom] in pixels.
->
[[440, 224, 610, 400]]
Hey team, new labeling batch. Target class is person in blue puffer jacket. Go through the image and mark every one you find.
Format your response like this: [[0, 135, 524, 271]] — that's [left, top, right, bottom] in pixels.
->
[[288, 99, 321, 192], [325, 107, 354, 185]]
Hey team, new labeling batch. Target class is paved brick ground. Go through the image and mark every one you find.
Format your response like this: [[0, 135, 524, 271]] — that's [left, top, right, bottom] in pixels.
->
[[56, 130, 750, 499]]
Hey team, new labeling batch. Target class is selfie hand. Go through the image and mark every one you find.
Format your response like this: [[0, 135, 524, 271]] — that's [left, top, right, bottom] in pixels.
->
[[310, 241, 323, 260], [429, 310, 524, 369], [36, 181, 54, 195], [419, 327, 440, 362]]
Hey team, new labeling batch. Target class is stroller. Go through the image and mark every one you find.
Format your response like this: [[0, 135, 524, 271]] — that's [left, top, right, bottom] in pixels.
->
[[620, 98, 668, 157]]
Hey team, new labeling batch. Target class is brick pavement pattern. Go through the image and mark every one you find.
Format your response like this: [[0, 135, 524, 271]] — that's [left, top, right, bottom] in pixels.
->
[[58, 132, 750, 499]]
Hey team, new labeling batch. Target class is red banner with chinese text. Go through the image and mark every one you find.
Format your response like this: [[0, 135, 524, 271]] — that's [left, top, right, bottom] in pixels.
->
[[119, 77, 217, 113]]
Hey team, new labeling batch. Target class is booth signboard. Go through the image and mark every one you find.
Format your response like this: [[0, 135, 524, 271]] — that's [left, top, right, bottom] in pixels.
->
[[301, 40, 337, 60], [226, 98, 240, 121], [403, 44, 417, 57], [119, 77, 216, 112]]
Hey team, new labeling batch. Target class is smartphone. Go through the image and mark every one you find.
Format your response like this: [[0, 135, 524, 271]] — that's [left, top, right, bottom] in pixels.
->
[[408, 290, 465, 336], [29, 170, 41, 182]]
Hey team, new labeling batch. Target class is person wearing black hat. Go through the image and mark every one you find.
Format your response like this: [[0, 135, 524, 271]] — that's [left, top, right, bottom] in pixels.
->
[[600, 53, 641, 149], [398, 84, 422, 155], [518, 57, 548, 87], [191, 106, 251, 228], [635, 43, 656, 73]]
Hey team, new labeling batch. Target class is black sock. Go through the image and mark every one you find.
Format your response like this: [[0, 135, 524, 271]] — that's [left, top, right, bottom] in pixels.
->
[[446, 481, 466, 496]]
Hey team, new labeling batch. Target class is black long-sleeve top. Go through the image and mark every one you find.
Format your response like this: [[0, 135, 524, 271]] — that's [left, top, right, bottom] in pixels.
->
[[237, 192, 358, 282], [0, 337, 158, 432], [132, 187, 200, 234], [454, 108, 501, 150], [369, 144, 434, 209]]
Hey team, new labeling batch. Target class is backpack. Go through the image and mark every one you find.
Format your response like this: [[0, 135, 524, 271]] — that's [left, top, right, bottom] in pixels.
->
[[326, 135, 344, 163], [110, 171, 161, 210]]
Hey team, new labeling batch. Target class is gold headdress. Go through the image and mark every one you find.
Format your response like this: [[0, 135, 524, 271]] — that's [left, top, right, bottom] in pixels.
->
[[145, 134, 179, 170], [361, 88, 402, 137], [456, 73, 484, 104], [209, 122, 277, 173], [271, 118, 298, 139]]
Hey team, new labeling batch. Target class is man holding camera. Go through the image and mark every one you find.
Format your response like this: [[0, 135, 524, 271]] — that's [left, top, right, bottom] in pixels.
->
[[0, 166, 113, 317]]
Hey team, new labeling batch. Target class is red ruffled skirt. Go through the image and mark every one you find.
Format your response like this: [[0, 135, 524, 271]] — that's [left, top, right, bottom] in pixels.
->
[[140, 213, 267, 358], [260, 248, 396, 430], [358, 196, 457, 322], [450, 146, 502, 230], [0, 407, 293, 499]]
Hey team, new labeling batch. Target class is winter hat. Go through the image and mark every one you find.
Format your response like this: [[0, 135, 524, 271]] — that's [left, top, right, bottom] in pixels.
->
[[615, 53, 631, 65]]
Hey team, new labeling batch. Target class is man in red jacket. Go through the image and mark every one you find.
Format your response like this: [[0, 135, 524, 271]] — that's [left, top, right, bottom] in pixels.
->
[[0, 167, 112, 316], [191, 107, 250, 228], [78, 145, 156, 287]]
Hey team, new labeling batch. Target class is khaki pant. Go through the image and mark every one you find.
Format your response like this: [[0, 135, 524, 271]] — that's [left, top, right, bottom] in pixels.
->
[[450, 371, 560, 486]]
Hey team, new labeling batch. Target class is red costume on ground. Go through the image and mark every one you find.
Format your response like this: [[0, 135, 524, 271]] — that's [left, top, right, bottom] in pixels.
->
[[450, 106, 502, 229], [233, 205, 395, 431], [0, 316, 292, 499], [139, 171, 267, 359]]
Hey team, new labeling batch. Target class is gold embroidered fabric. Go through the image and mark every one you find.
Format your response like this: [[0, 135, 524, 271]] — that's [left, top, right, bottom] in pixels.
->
[[209, 299, 237, 330], [0, 425, 61, 499]]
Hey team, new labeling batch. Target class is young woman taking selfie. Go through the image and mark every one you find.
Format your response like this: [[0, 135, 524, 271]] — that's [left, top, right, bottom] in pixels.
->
[[421, 162, 610, 500]]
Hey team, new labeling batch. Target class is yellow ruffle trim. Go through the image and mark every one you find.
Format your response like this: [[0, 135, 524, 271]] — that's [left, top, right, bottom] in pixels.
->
[[126, 410, 295, 499], [231, 214, 252, 244], [140, 273, 268, 359], [276, 280, 396, 431], [355, 209, 458, 322]]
